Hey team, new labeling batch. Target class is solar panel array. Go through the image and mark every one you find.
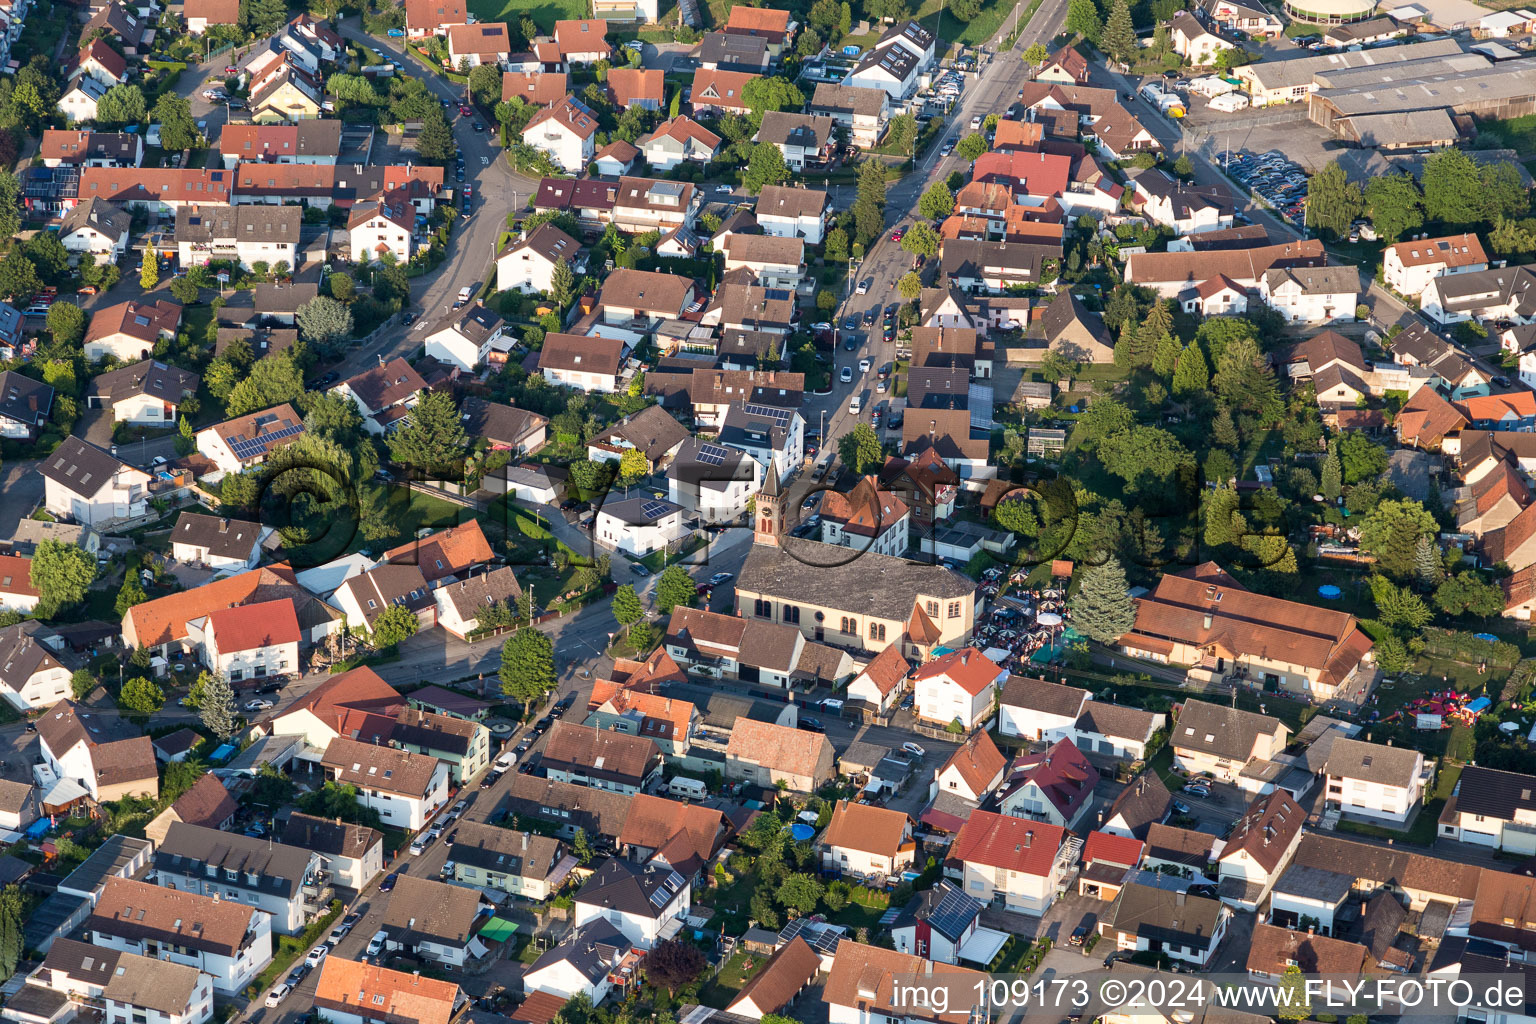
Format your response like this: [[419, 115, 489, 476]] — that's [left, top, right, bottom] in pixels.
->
[[696, 443, 731, 466], [229, 419, 302, 460], [741, 402, 793, 428], [927, 884, 982, 940], [649, 869, 686, 907], [641, 500, 673, 520]]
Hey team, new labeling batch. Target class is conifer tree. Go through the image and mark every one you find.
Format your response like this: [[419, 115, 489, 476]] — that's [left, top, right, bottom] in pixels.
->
[[1070, 555, 1137, 644], [1171, 343, 1209, 396]]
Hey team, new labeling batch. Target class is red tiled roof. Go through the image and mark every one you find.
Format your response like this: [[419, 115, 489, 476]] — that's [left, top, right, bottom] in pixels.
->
[[0, 555, 37, 598], [553, 18, 609, 55], [383, 520, 493, 584], [820, 799, 910, 858], [79, 168, 230, 204], [123, 564, 300, 649], [1084, 830, 1145, 868], [939, 730, 1006, 795], [1002, 737, 1095, 821], [972, 150, 1071, 199], [1460, 390, 1536, 423], [855, 644, 910, 697], [501, 72, 567, 105], [206, 598, 299, 653], [950, 809, 1066, 875], [607, 68, 663, 106], [910, 647, 1003, 697]]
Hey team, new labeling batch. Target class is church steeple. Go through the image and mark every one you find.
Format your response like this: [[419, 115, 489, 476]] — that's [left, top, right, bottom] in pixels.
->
[[754, 467, 785, 546]]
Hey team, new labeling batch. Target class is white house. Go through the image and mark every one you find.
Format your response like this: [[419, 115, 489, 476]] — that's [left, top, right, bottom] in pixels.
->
[[423, 305, 507, 373], [998, 676, 1086, 743], [756, 111, 834, 171], [37, 700, 159, 803], [83, 299, 181, 364], [846, 20, 935, 99], [377, 874, 485, 967], [721, 233, 805, 290], [38, 436, 150, 531], [87, 878, 274, 994], [446, 21, 512, 67], [433, 566, 524, 641], [1438, 765, 1536, 853], [818, 800, 915, 881], [1169, 11, 1234, 63], [0, 623, 72, 713], [1258, 266, 1360, 323], [947, 811, 1073, 914], [195, 404, 306, 479], [175, 203, 300, 271], [637, 116, 721, 172], [347, 201, 415, 264], [187, 599, 300, 684], [1100, 883, 1231, 967], [997, 738, 1095, 832], [333, 357, 425, 435], [170, 512, 268, 572], [667, 438, 761, 525], [889, 880, 1001, 964], [719, 399, 804, 485], [573, 857, 689, 950], [151, 823, 320, 936], [539, 333, 625, 392], [1131, 169, 1234, 236], [496, 223, 580, 295], [846, 644, 910, 714], [1322, 736, 1426, 825], [522, 97, 600, 173], [59, 197, 130, 260], [932, 730, 1007, 804], [911, 648, 1003, 731], [1382, 233, 1490, 300], [755, 185, 827, 245], [39, 941, 214, 1024], [281, 812, 384, 892], [824, 943, 987, 1024], [86, 359, 200, 428], [1214, 790, 1305, 910], [522, 924, 634, 1004], [0, 554, 38, 616], [594, 495, 687, 557], [58, 75, 108, 123], [320, 737, 449, 831]]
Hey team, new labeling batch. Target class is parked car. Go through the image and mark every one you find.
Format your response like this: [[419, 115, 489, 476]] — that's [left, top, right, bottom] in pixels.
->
[[902, 741, 926, 757], [1069, 925, 1089, 946], [1171, 800, 1192, 815], [286, 965, 310, 986], [840, 366, 853, 383], [244, 699, 273, 711], [856, 278, 873, 295], [708, 572, 733, 585], [631, 563, 651, 577], [305, 945, 329, 968], [379, 872, 401, 892], [1182, 784, 1211, 797], [328, 921, 353, 943], [799, 716, 825, 733], [715, 184, 733, 193], [366, 930, 388, 956], [266, 985, 291, 1008]]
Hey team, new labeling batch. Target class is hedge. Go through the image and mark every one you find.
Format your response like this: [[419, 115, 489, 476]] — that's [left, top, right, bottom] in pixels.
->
[[1421, 628, 1520, 669]]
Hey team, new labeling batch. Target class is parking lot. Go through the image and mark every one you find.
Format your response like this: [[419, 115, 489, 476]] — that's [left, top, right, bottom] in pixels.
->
[[1218, 149, 1308, 224]]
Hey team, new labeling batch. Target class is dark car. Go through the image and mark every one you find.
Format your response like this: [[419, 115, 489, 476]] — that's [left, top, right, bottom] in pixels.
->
[[862, 308, 876, 326], [380, 872, 401, 892], [255, 681, 283, 695], [538, 715, 555, 731], [799, 716, 825, 733], [631, 562, 651, 577], [1069, 925, 1089, 946], [343, 912, 361, 928], [400, 312, 416, 325], [885, 303, 899, 316], [843, 316, 858, 331], [518, 761, 536, 774], [844, 337, 857, 351]]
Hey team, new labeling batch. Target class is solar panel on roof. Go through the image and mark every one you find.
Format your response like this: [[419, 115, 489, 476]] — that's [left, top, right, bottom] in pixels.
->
[[696, 443, 731, 466], [641, 500, 672, 520], [927, 884, 982, 940]]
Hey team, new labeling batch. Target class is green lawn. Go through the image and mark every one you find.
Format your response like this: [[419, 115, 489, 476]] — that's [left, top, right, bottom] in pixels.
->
[[698, 949, 769, 1009], [465, 0, 588, 32], [1480, 114, 1536, 158]]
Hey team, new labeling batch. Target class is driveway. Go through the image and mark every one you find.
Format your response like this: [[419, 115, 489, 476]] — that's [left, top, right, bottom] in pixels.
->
[[0, 460, 42, 536]]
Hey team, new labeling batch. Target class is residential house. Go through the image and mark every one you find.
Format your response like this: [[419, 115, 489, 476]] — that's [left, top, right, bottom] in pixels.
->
[[1124, 240, 1326, 299], [1322, 737, 1426, 824], [38, 699, 158, 803], [0, 622, 74, 712], [1383, 232, 1490, 300], [1077, 701, 1165, 761], [1200, 0, 1282, 35], [330, 563, 435, 633], [593, 494, 687, 556], [281, 812, 384, 891], [433, 566, 524, 641], [449, 823, 567, 899], [699, 30, 770, 71], [1078, 831, 1145, 902], [521, 923, 635, 1003], [40, 943, 214, 1024], [638, 116, 721, 171], [552, 19, 611, 63], [1167, 698, 1291, 782], [846, 644, 911, 715], [0, 371, 51, 440], [247, 63, 325, 122], [522, 96, 600, 173], [599, 267, 697, 325], [1170, 11, 1235, 63], [606, 67, 663, 109], [946, 811, 1073, 913], [40, 130, 142, 169], [403, 0, 465, 37], [1130, 168, 1234, 235], [847, 20, 935, 99], [152, 822, 321, 935], [616, 792, 725, 872], [610, 176, 697, 234], [390, 706, 490, 783], [589, 404, 689, 472], [755, 184, 827, 244], [1439, 766, 1536, 853], [0, 554, 38, 614], [378, 874, 485, 967], [496, 222, 580, 295], [1101, 773, 1173, 841], [722, 233, 804, 289], [889, 881, 1006, 965], [501, 71, 567, 106], [939, 239, 1056, 295], [320, 737, 450, 831], [722, 4, 793, 53], [1258, 266, 1361, 323], [998, 737, 1095, 831], [189, 598, 299, 683], [1143, 822, 1217, 876], [810, 82, 887, 148], [1037, 45, 1091, 83], [541, 720, 662, 794], [727, 936, 820, 1018], [144, 775, 238, 847], [499, 775, 631, 843], [217, 121, 342, 168], [58, 76, 109, 122], [933, 730, 1007, 804], [122, 563, 340, 660], [347, 200, 415, 264], [584, 688, 696, 757], [313, 960, 460, 1024], [86, 360, 199, 428], [689, 68, 758, 115], [83, 300, 181, 362], [819, 800, 915, 880], [1120, 562, 1375, 703], [1215, 789, 1305, 909], [757, 112, 834, 170], [1421, 264, 1536, 326], [175, 203, 300, 271], [184, 0, 239, 32], [725, 718, 834, 792], [818, 475, 909, 557], [169, 512, 268, 572], [539, 333, 626, 392], [334, 357, 426, 435], [573, 856, 689, 950], [998, 675, 1088, 743], [195, 403, 306, 477], [1039, 290, 1114, 363], [58, 198, 131, 260], [446, 22, 512, 67], [1099, 883, 1231, 966], [1246, 922, 1373, 979], [88, 879, 272, 995], [911, 647, 1004, 731], [422, 305, 507, 374], [460, 397, 547, 454], [667, 438, 761, 524]]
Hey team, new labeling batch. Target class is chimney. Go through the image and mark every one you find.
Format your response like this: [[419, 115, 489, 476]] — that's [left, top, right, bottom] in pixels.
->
[[1175, 891, 1186, 906], [1024, 830, 1033, 847], [522, 833, 528, 851], [219, 519, 229, 533], [1307, 926, 1315, 936]]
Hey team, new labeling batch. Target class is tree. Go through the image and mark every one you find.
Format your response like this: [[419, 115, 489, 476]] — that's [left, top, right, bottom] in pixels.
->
[[646, 937, 707, 994], [548, 257, 577, 307], [1098, 426, 1195, 496], [656, 565, 696, 614], [1305, 159, 1362, 238], [1434, 571, 1504, 618], [467, 64, 501, 107], [118, 675, 165, 716], [1023, 41, 1049, 67], [900, 222, 939, 260], [241, 0, 287, 35], [417, 107, 457, 163], [1101, 0, 1137, 65], [1321, 441, 1343, 501], [95, 84, 146, 127], [500, 628, 555, 705], [0, 173, 20, 243], [992, 495, 1039, 536], [371, 603, 420, 647], [1171, 343, 1209, 397], [388, 390, 467, 472], [0, 250, 41, 305], [744, 142, 791, 194], [741, 76, 805, 123], [852, 158, 887, 245], [169, 275, 199, 305], [825, 227, 850, 262], [1213, 337, 1282, 421], [1339, 432, 1388, 484], [0, 885, 22, 983], [1066, 0, 1101, 40], [1363, 173, 1423, 242], [115, 578, 146, 617], [31, 539, 94, 617], [140, 249, 160, 291], [200, 672, 238, 738], [25, 233, 69, 285], [1070, 555, 1136, 644], [296, 295, 353, 345], [838, 422, 883, 474], [612, 584, 643, 630], [1414, 535, 1443, 590], [776, 873, 824, 915], [918, 180, 954, 221], [153, 93, 200, 152], [1277, 965, 1311, 1021], [46, 301, 86, 346], [571, 826, 594, 865], [1491, 215, 1536, 258], [1480, 160, 1530, 222], [1421, 148, 1483, 227], [618, 448, 649, 486], [225, 353, 305, 417], [1369, 575, 1431, 631], [956, 132, 988, 162], [1359, 498, 1437, 579], [897, 271, 922, 301]]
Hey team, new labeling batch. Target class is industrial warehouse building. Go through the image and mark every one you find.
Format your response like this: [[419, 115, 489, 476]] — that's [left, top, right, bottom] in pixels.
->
[[1308, 57, 1536, 135]]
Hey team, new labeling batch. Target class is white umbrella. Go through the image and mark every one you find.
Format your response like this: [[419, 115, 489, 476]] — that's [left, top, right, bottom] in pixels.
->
[[1037, 612, 1063, 626]]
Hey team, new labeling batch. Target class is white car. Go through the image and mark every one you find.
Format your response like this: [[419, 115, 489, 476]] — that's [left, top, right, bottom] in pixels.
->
[[858, 358, 871, 373], [244, 699, 273, 711], [855, 278, 872, 295], [840, 366, 853, 383], [715, 184, 733, 193], [266, 985, 291, 1008], [305, 945, 329, 967], [366, 930, 388, 957], [902, 741, 926, 757], [409, 837, 427, 855]]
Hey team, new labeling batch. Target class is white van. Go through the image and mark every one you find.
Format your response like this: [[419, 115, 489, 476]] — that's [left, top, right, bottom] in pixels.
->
[[457, 285, 473, 303], [849, 394, 863, 414], [668, 777, 708, 800], [493, 751, 517, 771]]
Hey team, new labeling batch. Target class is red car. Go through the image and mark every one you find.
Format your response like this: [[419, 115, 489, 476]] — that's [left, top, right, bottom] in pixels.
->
[[890, 229, 904, 242], [459, 105, 471, 116]]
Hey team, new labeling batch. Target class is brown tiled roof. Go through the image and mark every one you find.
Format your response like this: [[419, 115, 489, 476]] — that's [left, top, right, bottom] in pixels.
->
[[447, 21, 511, 58], [321, 737, 440, 797], [1218, 789, 1304, 874], [1104, 772, 1172, 839], [525, 95, 600, 140], [643, 115, 721, 151], [1322, 737, 1421, 787], [1396, 384, 1467, 447], [501, 72, 567, 105], [1125, 239, 1327, 286], [690, 68, 759, 109], [383, 520, 493, 583], [1247, 922, 1372, 975], [553, 18, 609, 55], [85, 300, 181, 348], [901, 408, 988, 462], [1470, 869, 1536, 950], [1293, 833, 1480, 900], [170, 775, 237, 829], [1387, 232, 1487, 271], [823, 942, 984, 1023], [855, 643, 910, 696], [950, 809, 1065, 874], [820, 475, 910, 537], [600, 267, 695, 315], [1484, 500, 1536, 567], [92, 877, 255, 957], [722, 232, 804, 266], [538, 333, 624, 376], [314, 958, 459, 1024], [185, 0, 239, 22], [940, 730, 1006, 796], [821, 799, 910, 858], [1287, 329, 1366, 374], [282, 811, 382, 859], [1144, 822, 1216, 867], [543, 721, 659, 783], [403, 0, 464, 30], [607, 67, 663, 106], [618, 793, 726, 862], [729, 935, 820, 1015], [727, 718, 831, 780], [1001, 675, 1087, 719], [756, 184, 826, 222]]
